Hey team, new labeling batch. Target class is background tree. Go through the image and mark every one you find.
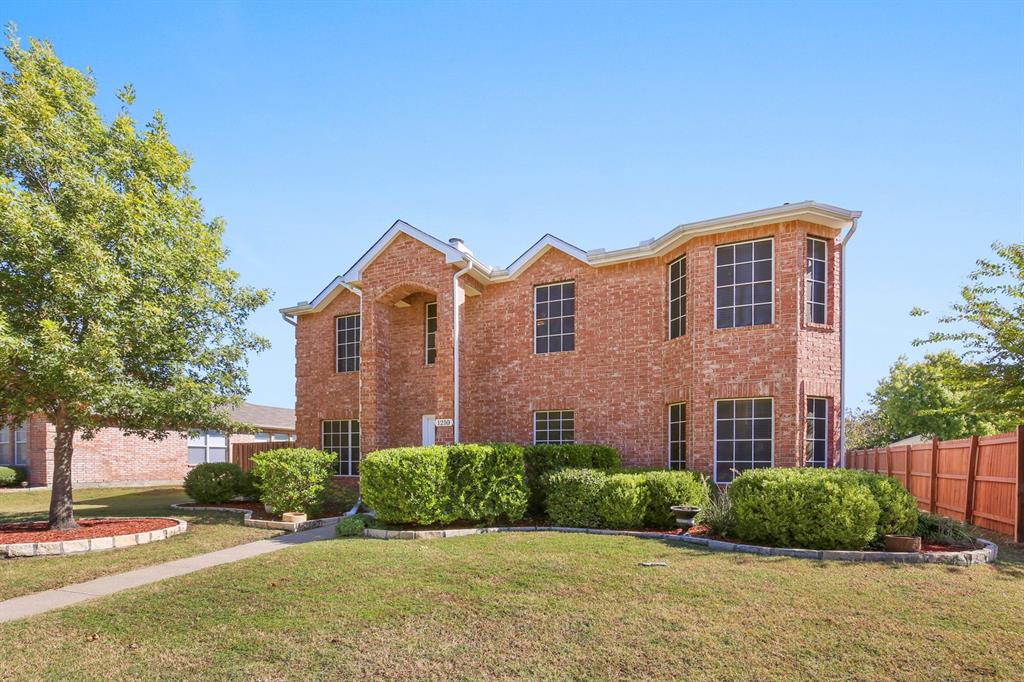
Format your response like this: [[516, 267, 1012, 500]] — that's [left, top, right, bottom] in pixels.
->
[[843, 407, 897, 451], [0, 31, 269, 529], [912, 241, 1024, 426]]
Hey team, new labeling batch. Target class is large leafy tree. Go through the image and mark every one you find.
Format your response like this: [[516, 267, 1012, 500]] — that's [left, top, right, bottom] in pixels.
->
[[912, 241, 1024, 426], [0, 31, 269, 529]]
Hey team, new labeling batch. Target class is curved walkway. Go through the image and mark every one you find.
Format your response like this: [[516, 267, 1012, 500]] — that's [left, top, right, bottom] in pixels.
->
[[0, 521, 337, 623]]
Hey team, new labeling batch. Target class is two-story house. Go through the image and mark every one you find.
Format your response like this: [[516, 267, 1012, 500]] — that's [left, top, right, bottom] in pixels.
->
[[281, 201, 859, 483]]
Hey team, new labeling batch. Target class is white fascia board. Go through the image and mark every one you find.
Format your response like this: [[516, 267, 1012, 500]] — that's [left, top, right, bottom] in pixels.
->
[[342, 220, 470, 282], [586, 201, 861, 266]]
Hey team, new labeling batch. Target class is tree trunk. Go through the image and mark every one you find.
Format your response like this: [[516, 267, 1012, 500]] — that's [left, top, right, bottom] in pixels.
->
[[48, 410, 78, 530]]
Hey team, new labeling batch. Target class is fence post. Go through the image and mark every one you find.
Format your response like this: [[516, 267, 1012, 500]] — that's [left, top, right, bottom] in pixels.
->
[[929, 437, 940, 514], [964, 435, 980, 525], [885, 447, 892, 477], [1016, 425, 1023, 543], [904, 445, 913, 491]]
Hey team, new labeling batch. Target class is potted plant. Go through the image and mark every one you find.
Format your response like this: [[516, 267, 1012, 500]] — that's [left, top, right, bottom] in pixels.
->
[[670, 505, 701, 530], [883, 534, 922, 552]]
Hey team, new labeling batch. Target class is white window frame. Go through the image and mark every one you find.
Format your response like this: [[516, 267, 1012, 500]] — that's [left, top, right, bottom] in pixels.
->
[[713, 398, 774, 484], [668, 256, 686, 339], [668, 402, 686, 470], [336, 313, 361, 373], [187, 430, 230, 465], [805, 397, 829, 467], [806, 237, 828, 325], [533, 410, 575, 444], [425, 301, 437, 365], [322, 419, 360, 476], [0, 425, 10, 465], [714, 238, 774, 330], [533, 281, 576, 355]]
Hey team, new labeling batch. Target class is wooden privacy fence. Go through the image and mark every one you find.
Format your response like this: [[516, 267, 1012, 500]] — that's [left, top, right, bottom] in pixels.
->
[[231, 441, 292, 473], [846, 426, 1023, 542]]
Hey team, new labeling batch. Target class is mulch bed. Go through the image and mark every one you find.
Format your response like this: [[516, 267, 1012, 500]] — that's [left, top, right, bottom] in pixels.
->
[[0, 518, 177, 544]]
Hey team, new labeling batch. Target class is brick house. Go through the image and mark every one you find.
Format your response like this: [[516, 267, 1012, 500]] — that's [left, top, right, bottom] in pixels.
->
[[281, 201, 860, 484], [2, 402, 295, 488]]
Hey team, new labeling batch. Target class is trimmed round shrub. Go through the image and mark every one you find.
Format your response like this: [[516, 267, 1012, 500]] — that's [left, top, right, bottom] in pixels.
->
[[595, 473, 648, 529], [544, 468, 609, 528], [446, 443, 528, 524], [0, 465, 27, 487], [183, 462, 243, 504], [251, 448, 336, 516], [639, 470, 710, 529], [360, 446, 452, 525], [729, 468, 880, 550], [846, 470, 919, 537], [335, 515, 367, 537], [524, 444, 621, 514], [236, 470, 261, 501]]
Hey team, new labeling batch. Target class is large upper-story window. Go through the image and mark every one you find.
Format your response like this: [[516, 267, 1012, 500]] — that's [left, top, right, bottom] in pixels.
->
[[425, 302, 437, 365], [806, 238, 827, 325], [323, 419, 360, 476], [805, 398, 828, 467], [668, 256, 686, 339], [534, 410, 574, 444], [188, 430, 228, 465], [669, 403, 686, 470], [716, 239, 773, 329], [714, 398, 773, 483], [534, 282, 575, 354], [336, 313, 361, 372]]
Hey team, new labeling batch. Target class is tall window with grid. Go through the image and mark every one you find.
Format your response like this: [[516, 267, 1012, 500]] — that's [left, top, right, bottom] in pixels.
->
[[323, 420, 360, 476], [806, 238, 827, 324], [534, 282, 575, 354], [714, 398, 773, 483], [669, 256, 686, 339], [805, 398, 828, 467], [533, 410, 574, 444], [715, 239, 773, 329], [669, 403, 686, 470], [336, 313, 361, 372], [425, 301, 437, 364]]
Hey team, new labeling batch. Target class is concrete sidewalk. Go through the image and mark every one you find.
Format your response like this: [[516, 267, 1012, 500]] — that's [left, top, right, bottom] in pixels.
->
[[0, 522, 337, 623]]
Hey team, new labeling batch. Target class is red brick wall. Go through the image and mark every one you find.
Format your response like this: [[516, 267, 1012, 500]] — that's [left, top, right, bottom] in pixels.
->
[[293, 221, 843, 480]]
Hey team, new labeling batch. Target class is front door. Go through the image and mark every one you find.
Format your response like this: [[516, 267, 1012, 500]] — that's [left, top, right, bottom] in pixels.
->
[[422, 415, 436, 446]]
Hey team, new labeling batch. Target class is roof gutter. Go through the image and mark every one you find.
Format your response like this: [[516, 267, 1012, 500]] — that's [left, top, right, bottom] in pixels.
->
[[839, 216, 859, 469], [452, 263, 473, 443], [280, 311, 297, 327]]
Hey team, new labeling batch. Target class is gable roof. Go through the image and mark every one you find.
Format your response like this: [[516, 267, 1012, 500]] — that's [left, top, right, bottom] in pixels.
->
[[229, 402, 295, 432], [281, 201, 860, 316]]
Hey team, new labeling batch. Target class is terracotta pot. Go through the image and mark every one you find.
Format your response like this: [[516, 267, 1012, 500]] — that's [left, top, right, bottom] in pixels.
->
[[282, 512, 307, 524], [670, 505, 701, 530], [883, 535, 922, 553]]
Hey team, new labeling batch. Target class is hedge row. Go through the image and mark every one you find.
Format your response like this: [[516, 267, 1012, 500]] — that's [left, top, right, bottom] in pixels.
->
[[728, 468, 919, 550], [523, 444, 621, 514], [360, 444, 528, 525], [544, 468, 709, 530]]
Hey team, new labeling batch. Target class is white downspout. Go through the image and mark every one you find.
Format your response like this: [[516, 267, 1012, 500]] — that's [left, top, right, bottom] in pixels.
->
[[452, 263, 473, 443], [280, 312, 297, 326], [839, 217, 858, 468]]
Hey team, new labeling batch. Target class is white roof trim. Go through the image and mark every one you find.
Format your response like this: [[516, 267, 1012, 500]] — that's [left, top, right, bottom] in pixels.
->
[[280, 201, 861, 316]]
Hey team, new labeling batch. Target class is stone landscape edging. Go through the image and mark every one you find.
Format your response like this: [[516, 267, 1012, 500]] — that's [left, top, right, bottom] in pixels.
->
[[362, 525, 999, 566], [169, 503, 348, 532], [0, 517, 187, 559]]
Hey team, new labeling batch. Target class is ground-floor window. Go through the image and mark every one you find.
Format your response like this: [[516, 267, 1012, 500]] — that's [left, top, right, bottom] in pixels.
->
[[0, 422, 27, 465], [323, 420, 360, 476], [668, 403, 686, 470], [254, 432, 294, 442], [534, 410, 574, 444], [805, 398, 829, 467], [714, 398, 773, 483], [187, 430, 229, 465]]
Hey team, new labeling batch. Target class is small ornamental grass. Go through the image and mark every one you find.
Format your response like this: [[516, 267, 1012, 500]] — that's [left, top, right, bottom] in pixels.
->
[[251, 448, 336, 516]]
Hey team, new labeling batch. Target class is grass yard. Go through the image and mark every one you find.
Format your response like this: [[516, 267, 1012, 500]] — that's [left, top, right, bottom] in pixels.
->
[[1, 529, 1022, 681], [0, 486, 281, 599]]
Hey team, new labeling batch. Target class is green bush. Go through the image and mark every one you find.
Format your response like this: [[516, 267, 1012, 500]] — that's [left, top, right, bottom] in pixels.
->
[[917, 512, 975, 547], [729, 468, 880, 550], [0, 465, 27, 487], [360, 446, 451, 525], [361, 444, 528, 525], [446, 443, 528, 524], [182, 462, 243, 504], [846, 470, 919, 537], [251, 448, 336, 516], [595, 473, 648, 528], [322, 482, 361, 517], [335, 515, 366, 537], [544, 468, 609, 527], [524, 444, 621, 514], [236, 470, 261, 501], [638, 470, 710, 529]]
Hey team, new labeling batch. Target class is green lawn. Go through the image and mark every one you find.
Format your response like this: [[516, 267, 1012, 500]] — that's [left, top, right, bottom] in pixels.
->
[[0, 486, 280, 599], [1, 525, 1022, 681]]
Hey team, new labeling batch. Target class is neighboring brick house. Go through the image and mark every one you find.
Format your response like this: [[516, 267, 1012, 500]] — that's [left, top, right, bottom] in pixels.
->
[[1, 402, 295, 487], [281, 201, 860, 484]]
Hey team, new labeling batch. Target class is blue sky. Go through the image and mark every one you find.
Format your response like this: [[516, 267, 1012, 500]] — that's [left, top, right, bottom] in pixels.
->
[[5, 1, 1023, 410]]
